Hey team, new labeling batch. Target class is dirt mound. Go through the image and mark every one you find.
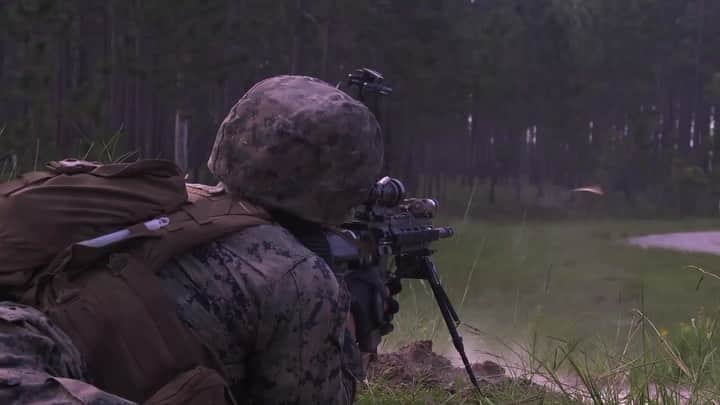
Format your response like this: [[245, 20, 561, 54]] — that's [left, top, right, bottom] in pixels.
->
[[367, 340, 510, 390]]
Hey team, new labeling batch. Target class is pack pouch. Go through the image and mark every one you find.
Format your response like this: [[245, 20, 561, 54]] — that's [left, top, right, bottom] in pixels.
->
[[0, 158, 187, 289]]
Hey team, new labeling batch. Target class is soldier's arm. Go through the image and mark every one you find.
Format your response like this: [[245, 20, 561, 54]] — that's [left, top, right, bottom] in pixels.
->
[[249, 255, 362, 405], [0, 303, 137, 405]]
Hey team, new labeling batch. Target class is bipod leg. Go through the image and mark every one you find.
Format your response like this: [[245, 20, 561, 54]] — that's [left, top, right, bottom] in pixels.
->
[[419, 257, 481, 391]]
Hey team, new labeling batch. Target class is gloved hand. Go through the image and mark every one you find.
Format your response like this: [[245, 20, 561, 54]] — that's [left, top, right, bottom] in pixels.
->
[[345, 269, 401, 352], [379, 277, 401, 335]]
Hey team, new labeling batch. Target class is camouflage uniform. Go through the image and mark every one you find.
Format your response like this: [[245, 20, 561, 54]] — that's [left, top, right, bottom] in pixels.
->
[[0, 75, 381, 404], [158, 224, 364, 404], [0, 225, 362, 404]]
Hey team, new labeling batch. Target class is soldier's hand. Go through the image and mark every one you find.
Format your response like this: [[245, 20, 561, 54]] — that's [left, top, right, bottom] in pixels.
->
[[379, 279, 401, 336]]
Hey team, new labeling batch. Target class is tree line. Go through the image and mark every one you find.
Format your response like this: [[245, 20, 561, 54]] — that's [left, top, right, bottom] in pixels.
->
[[1, 0, 719, 215]]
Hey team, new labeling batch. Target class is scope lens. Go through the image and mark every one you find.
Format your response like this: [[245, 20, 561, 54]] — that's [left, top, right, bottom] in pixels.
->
[[369, 176, 406, 207]]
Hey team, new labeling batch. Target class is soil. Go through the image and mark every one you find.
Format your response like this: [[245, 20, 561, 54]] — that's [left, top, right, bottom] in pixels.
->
[[366, 340, 530, 392]]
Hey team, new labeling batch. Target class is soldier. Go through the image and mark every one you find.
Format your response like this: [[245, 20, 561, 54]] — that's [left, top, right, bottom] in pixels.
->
[[0, 75, 384, 404]]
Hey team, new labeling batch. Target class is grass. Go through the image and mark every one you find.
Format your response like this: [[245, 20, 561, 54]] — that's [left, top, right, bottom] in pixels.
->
[[357, 379, 574, 404], [359, 218, 720, 404], [386, 218, 720, 351]]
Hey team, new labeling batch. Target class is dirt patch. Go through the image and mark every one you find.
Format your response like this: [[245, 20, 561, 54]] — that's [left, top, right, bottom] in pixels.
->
[[367, 340, 528, 391]]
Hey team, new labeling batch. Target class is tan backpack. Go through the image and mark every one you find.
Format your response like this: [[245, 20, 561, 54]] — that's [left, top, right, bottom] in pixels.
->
[[0, 158, 271, 403]]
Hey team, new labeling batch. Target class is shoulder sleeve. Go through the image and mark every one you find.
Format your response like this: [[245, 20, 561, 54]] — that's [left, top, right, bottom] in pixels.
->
[[163, 224, 361, 404], [250, 254, 358, 405]]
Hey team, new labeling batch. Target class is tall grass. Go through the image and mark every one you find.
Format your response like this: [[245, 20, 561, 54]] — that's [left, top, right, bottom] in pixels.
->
[[361, 301, 720, 404]]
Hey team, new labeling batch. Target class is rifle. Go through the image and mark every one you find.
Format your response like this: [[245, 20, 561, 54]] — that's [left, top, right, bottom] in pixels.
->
[[326, 176, 481, 389], [332, 68, 480, 389]]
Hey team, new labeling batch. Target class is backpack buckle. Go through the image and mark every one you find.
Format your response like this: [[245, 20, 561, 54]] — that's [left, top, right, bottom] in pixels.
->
[[47, 159, 101, 174]]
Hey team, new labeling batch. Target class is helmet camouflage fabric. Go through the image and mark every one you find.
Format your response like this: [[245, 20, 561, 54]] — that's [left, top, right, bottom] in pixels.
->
[[208, 75, 384, 224]]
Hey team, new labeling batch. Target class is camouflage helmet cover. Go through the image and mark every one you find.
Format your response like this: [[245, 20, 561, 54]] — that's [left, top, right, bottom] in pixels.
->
[[208, 75, 384, 224]]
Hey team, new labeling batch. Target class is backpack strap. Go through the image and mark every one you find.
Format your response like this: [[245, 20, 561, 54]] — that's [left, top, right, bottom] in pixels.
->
[[176, 185, 266, 229], [0, 171, 56, 196]]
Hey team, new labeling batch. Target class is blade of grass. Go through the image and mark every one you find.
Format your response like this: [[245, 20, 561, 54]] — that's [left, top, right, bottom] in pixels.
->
[[82, 142, 95, 160], [686, 265, 720, 283], [458, 236, 486, 317], [33, 137, 40, 171], [114, 149, 139, 163], [564, 353, 604, 404], [632, 309, 693, 380], [455, 179, 477, 245]]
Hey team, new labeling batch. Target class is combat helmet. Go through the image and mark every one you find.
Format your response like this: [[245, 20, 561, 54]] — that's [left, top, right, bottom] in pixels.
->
[[208, 75, 384, 224]]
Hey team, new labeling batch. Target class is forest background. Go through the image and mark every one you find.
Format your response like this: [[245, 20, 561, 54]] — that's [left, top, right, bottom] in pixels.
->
[[1, 0, 720, 218]]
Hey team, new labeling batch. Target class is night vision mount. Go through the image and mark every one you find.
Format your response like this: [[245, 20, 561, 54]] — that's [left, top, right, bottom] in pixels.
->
[[346, 68, 393, 102]]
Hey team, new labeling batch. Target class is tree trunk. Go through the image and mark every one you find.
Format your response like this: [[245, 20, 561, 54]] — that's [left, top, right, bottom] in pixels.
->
[[223, 0, 243, 112], [152, 93, 164, 159], [471, 83, 488, 181], [320, 0, 337, 80], [124, 2, 138, 156], [488, 167, 497, 204], [174, 109, 189, 173], [0, 31, 5, 84], [535, 130, 544, 199], [290, 0, 307, 74], [108, 1, 125, 137], [713, 105, 719, 170], [678, 89, 692, 155], [144, 84, 156, 159], [488, 128, 497, 204], [55, 38, 69, 157], [662, 87, 675, 150], [0, 36, 5, 127]]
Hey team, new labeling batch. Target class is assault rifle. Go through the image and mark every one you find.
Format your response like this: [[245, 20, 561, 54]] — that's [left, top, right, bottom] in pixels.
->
[[327, 177, 481, 389]]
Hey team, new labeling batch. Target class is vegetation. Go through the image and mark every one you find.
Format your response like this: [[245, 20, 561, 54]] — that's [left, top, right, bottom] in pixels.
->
[[1, 0, 720, 216], [359, 211, 720, 404], [358, 303, 720, 404]]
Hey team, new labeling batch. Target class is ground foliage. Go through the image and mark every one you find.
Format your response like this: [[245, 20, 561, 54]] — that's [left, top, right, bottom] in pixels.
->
[[1, 0, 720, 215]]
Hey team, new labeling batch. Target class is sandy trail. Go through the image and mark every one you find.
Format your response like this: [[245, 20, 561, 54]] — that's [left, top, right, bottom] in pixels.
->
[[627, 231, 720, 255]]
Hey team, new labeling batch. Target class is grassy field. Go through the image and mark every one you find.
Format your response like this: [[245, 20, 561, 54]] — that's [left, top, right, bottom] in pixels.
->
[[385, 218, 720, 352], [362, 218, 720, 403]]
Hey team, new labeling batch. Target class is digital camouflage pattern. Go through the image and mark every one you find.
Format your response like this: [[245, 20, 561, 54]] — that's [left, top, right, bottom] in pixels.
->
[[0, 302, 136, 404], [158, 223, 363, 404], [0, 223, 362, 405], [207, 75, 384, 225]]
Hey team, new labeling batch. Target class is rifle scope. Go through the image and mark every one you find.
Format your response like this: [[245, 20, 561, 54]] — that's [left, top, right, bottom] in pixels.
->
[[367, 176, 406, 207]]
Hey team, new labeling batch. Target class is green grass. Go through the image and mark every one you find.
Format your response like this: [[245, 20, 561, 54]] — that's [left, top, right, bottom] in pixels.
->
[[363, 218, 720, 403], [385, 218, 720, 352], [357, 379, 576, 405]]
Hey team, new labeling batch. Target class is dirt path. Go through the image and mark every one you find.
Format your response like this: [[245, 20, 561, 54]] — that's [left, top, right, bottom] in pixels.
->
[[626, 231, 720, 255]]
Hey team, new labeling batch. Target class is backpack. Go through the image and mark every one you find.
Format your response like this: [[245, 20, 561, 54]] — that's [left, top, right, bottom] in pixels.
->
[[0, 158, 271, 402]]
